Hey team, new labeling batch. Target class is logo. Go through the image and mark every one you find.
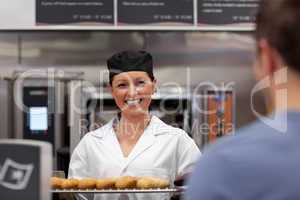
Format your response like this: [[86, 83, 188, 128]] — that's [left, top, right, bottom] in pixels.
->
[[251, 68, 288, 133], [0, 158, 34, 190]]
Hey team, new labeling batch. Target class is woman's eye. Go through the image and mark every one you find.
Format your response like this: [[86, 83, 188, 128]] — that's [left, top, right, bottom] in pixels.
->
[[137, 80, 146, 86], [117, 83, 127, 88]]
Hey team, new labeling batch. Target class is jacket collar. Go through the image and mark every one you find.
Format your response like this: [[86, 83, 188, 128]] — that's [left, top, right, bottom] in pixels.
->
[[90, 119, 114, 139]]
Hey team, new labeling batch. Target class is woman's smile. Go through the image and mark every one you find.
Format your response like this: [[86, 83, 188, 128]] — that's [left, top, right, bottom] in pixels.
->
[[125, 98, 142, 106], [110, 71, 156, 116]]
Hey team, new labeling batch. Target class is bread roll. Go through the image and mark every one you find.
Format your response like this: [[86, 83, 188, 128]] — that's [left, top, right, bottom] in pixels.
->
[[96, 178, 116, 189], [77, 178, 97, 189], [50, 177, 64, 189], [137, 177, 169, 189], [61, 179, 79, 189], [115, 176, 137, 189], [154, 177, 170, 189]]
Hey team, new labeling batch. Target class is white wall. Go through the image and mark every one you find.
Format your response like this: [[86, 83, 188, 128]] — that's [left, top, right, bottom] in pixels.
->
[[0, 0, 35, 29]]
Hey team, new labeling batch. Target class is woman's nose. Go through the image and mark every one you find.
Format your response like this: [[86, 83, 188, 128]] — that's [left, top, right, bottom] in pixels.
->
[[128, 84, 138, 97]]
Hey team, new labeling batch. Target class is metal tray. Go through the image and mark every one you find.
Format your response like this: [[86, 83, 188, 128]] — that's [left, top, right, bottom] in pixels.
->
[[51, 187, 186, 194]]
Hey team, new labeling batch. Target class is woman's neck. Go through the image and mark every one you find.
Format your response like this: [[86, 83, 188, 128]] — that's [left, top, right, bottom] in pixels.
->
[[116, 112, 151, 140], [120, 112, 151, 124]]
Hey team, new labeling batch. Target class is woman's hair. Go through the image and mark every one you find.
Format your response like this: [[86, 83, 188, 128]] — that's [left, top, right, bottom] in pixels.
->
[[256, 0, 300, 71], [109, 72, 155, 86], [107, 50, 155, 85]]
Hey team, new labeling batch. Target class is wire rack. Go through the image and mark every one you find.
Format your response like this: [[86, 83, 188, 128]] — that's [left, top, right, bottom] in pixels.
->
[[51, 187, 186, 194]]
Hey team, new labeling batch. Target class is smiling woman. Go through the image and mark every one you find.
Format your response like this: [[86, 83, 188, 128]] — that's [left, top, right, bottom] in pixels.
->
[[110, 71, 156, 118], [68, 50, 201, 200]]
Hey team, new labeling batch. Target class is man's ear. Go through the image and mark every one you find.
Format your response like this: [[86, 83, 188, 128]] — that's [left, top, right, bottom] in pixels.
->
[[258, 39, 278, 76]]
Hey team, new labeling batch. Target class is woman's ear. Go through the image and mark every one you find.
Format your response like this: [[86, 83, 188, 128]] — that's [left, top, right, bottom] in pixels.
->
[[152, 79, 157, 93], [107, 84, 113, 95]]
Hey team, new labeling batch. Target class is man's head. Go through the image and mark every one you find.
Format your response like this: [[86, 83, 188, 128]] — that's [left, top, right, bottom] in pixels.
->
[[254, 0, 300, 113], [255, 0, 300, 78]]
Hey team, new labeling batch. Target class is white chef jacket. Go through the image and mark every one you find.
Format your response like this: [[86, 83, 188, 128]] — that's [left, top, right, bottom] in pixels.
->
[[68, 115, 200, 200]]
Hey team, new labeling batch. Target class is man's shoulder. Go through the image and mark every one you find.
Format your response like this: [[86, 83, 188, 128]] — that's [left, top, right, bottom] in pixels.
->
[[186, 113, 300, 200], [203, 120, 283, 162]]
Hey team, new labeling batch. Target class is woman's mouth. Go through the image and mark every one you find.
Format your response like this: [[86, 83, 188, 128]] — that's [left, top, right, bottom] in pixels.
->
[[125, 99, 142, 106]]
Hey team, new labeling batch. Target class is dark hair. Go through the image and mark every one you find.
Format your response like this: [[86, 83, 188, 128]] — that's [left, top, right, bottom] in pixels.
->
[[107, 50, 155, 85], [109, 72, 155, 86], [256, 0, 300, 71]]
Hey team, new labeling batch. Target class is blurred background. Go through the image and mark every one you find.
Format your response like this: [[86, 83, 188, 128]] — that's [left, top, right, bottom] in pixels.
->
[[0, 31, 266, 174]]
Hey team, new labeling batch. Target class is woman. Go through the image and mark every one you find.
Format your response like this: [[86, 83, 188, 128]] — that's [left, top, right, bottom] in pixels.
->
[[68, 50, 200, 199]]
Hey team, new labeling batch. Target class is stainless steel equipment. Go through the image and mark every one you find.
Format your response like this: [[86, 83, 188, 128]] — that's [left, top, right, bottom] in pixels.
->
[[0, 78, 13, 139], [11, 70, 83, 169], [191, 86, 235, 149]]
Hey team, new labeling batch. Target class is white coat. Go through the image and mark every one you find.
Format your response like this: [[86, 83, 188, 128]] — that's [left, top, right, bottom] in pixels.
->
[[68, 116, 200, 200]]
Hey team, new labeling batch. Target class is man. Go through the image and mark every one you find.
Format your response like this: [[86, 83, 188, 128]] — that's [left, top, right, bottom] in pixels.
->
[[186, 0, 300, 199]]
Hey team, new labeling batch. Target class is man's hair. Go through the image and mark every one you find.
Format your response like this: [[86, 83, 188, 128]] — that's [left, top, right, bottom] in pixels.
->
[[256, 0, 300, 71]]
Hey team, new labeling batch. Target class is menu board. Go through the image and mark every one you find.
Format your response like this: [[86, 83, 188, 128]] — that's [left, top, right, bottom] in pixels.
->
[[34, 0, 260, 30], [118, 0, 194, 26], [36, 0, 114, 25], [198, 0, 259, 26]]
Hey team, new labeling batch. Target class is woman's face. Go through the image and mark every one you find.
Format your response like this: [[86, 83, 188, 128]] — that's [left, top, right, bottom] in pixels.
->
[[110, 71, 156, 117]]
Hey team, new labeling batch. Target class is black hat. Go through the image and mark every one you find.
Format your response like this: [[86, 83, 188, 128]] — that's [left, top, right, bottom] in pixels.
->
[[107, 50, 154, 84]]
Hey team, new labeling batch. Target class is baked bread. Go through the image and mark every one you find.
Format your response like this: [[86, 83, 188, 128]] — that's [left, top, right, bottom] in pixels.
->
[[61, 179, 79, 189], [136, 177, 169, 189], [77, 178, 97, 189], [96, 178, 116, 189], [115, 176, 137, 189], [50, 177, 64, 189]]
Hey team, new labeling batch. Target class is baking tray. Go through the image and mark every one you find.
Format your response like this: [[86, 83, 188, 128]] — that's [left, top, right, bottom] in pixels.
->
[[51, 187, 186, 194]]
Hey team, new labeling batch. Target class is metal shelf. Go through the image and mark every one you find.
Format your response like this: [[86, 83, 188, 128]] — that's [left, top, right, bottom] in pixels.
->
[[51, 187, 186, 194]]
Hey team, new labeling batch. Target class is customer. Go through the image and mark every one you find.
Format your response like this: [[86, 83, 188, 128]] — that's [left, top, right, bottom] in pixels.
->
[[186, 0, 300, 199]]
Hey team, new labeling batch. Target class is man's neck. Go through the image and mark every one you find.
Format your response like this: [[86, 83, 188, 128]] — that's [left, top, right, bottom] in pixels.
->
[[286, 82, 300, 111], [272, 71, 300, 112]]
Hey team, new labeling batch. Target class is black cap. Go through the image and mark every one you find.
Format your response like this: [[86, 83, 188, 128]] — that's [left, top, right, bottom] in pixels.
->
[[107, 50, 154, 84]]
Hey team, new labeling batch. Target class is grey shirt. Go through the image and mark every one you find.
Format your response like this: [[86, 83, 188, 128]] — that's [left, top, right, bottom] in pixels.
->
[[186, 111, 300, 200]]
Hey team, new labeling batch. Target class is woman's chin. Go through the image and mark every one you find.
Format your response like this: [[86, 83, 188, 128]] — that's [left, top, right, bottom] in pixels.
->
[[122, 107, 148, 117]]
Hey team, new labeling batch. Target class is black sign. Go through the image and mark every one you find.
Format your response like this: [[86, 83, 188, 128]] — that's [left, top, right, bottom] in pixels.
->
[[118, 0, 194, 25], [36, 0, 114, 25], [198, 0, 260, 25], [0, 144, 39, 200]]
